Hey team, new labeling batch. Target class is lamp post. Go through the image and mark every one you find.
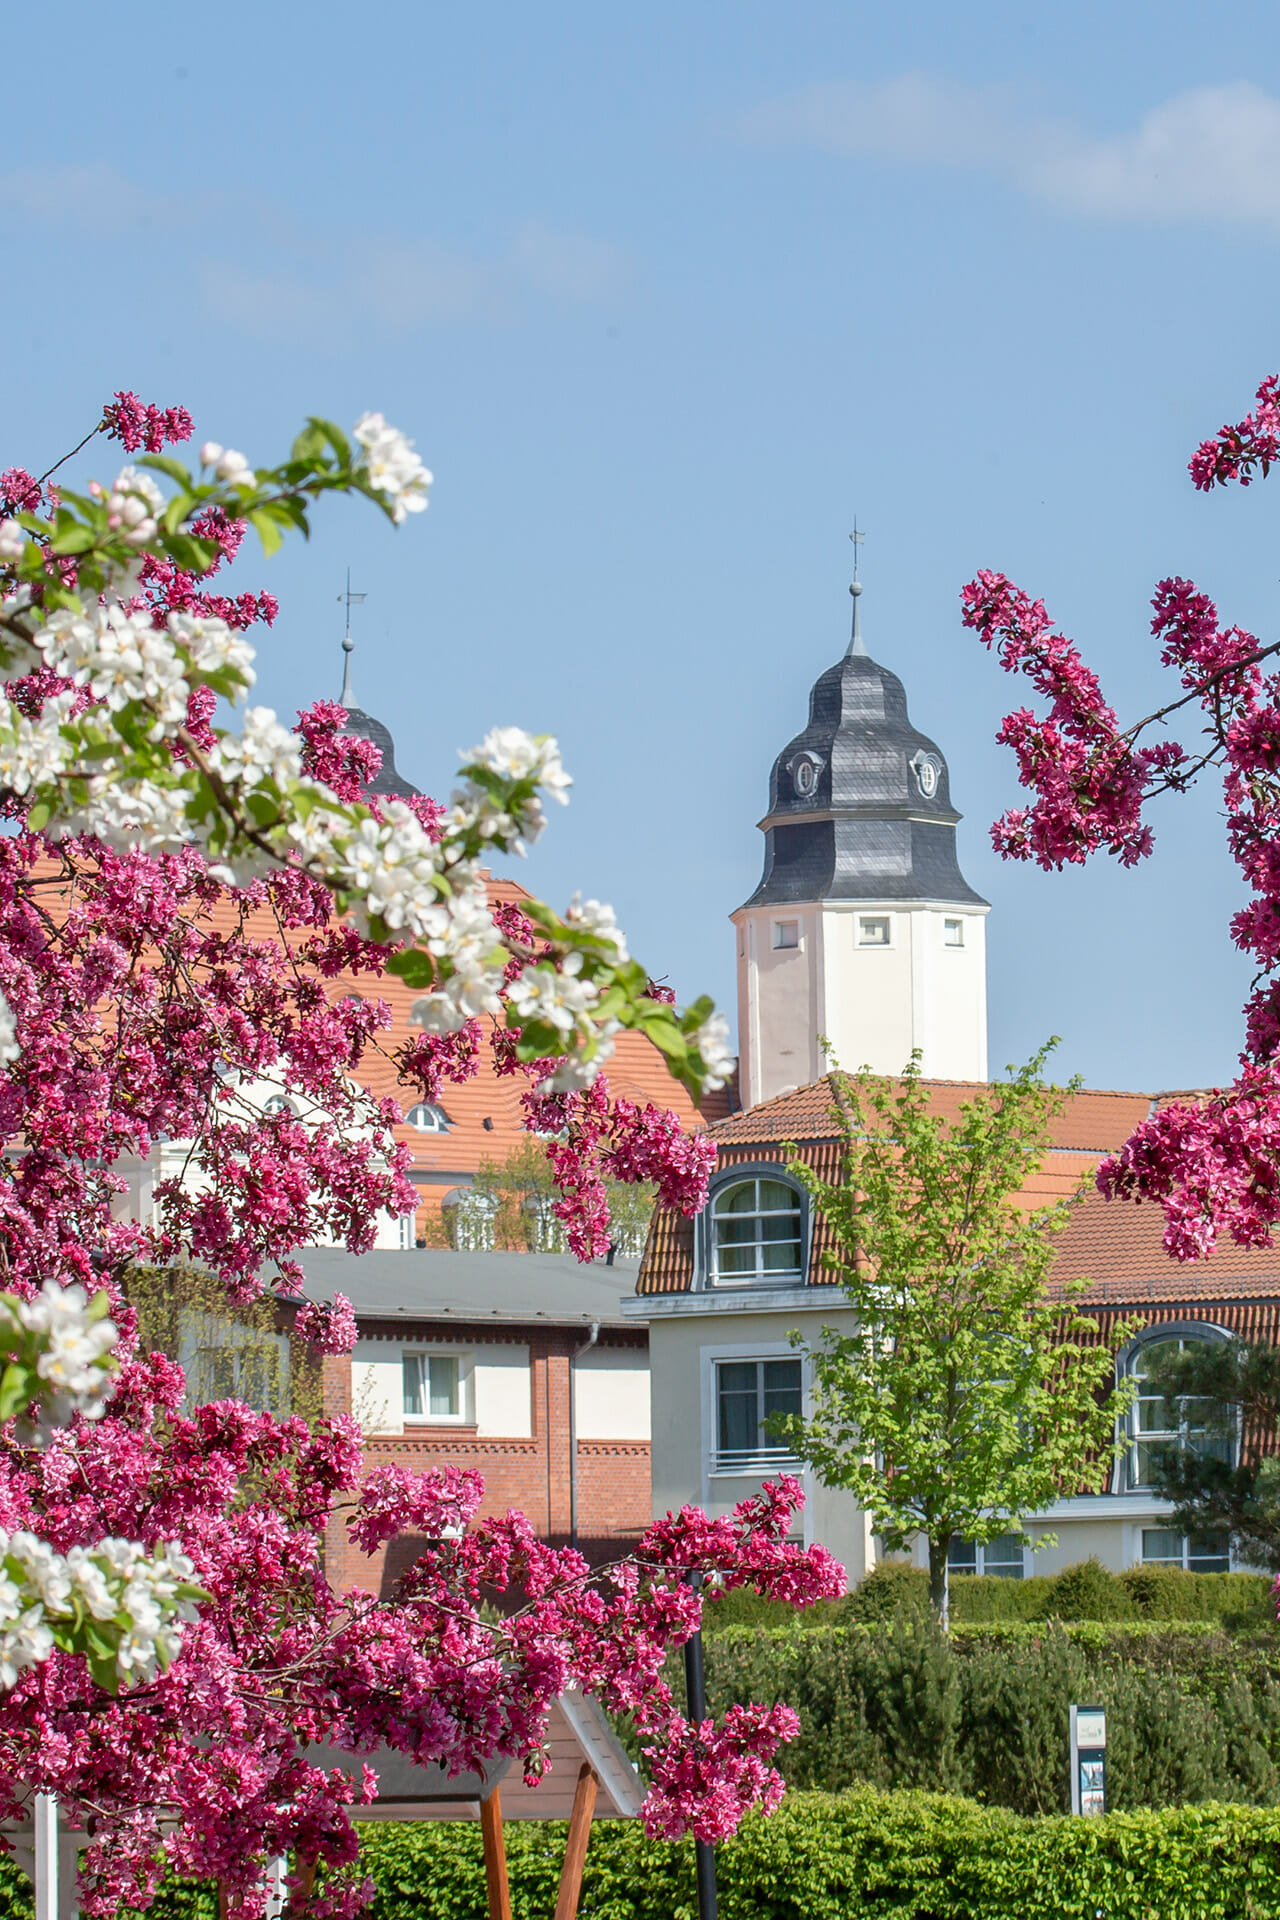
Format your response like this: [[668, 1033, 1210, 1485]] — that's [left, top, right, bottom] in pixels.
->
[[683, 1571, 718, 1920]]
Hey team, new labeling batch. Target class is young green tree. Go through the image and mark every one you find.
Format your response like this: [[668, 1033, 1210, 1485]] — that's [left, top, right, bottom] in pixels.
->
[[773, 1051, 1135, 1624], [1141, 1338, 1280, 1573]]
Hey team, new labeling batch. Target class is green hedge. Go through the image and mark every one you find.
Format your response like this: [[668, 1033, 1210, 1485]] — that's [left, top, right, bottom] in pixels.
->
[[5, 1791, 1280, 1919], [686, 1618, 1280, 1813], [701, 1559, 1276, 1633], [352, 1791, 1280, 1919]]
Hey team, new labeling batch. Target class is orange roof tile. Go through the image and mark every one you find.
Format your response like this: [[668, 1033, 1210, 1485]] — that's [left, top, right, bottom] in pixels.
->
[[1050, 1192, 1280, 1307]]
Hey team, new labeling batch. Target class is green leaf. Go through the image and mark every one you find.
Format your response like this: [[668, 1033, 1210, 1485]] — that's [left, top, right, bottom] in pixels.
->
[[249, 508, 284, 557], [138, 455, 193, 487], [385, 949, 436, 989]]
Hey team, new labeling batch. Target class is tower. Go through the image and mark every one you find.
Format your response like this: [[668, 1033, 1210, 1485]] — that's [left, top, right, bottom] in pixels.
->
[[731, 562, 989, 1106], [336, 578, 422, 799]]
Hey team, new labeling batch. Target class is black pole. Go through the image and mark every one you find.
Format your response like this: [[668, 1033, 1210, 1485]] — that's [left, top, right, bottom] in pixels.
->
[[683, 1571, 719, 1920]]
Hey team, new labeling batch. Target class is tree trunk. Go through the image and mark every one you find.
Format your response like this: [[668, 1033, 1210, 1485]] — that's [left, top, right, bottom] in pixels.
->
[[927, 1537, 950, 1630]]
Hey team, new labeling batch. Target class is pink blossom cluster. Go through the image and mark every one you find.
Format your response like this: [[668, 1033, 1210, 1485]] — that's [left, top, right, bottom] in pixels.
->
[[292, 1293, 358, 1357], [1189, 372, 1280, 491], [969, 368, 1280, 1260], [960, 569, 1186, 869], [102, 392, 194, 455], [521, 1076, 716, 1259]]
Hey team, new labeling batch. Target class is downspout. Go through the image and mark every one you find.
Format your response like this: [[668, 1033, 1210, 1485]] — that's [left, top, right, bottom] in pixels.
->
[[569, 1319, 600, 1551]]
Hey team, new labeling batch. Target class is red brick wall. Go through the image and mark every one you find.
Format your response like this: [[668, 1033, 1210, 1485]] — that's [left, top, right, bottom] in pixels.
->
[[323, 1327, 650, 1596]]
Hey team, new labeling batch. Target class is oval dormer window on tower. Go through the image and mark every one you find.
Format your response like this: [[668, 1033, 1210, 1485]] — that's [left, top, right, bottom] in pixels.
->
[[788, 750, 824, 800], [910, 749, 943, 799]]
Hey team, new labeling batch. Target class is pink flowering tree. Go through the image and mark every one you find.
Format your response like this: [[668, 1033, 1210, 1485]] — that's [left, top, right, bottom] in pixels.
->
[[0, 396, 843, 1916], [964, 370, 1280, 1260]]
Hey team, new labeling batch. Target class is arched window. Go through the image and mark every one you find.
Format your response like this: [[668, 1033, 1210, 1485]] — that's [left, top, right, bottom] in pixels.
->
[[1126, 1332, 1235, 1491], [264, 1094, 297, 1119], [710, 1176, 803, 1285], [405, 1102, 452, 1133]]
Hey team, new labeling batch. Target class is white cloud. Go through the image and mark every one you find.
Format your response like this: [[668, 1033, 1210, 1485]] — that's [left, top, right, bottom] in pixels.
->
[[741, 74, 1280, 231], [0, 165, 631, 340]]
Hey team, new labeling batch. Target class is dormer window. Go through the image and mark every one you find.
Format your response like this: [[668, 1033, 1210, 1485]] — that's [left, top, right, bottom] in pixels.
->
[[772, 921, 800, 951], [405, 1102, 452, 1133], [264, 1095, 297, 1118], [711, 1176, 803, 1285], [858, 916, 891, 947]]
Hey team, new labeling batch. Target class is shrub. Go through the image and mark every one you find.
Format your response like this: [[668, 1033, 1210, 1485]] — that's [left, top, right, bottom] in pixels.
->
[[1040, 1556, 1134, 1621], [343, 1791, 1280, 1919]]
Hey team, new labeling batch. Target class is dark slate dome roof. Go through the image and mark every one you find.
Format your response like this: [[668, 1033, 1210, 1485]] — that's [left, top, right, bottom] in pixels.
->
[[743, 625, 987, 911], [340, 704, 421, 800]]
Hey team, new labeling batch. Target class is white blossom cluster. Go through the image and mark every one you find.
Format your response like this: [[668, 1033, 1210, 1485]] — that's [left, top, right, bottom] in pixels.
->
[[103, 467, 165, 547], [353, 413, 432, 523], [198, 443, 257, 489], [3, 1281, 119, 1427], [564, 893, 628, 961], [691, 1011, 734, 1089], [451, 726, 572, 853], [0, 1531, 200, 1690]]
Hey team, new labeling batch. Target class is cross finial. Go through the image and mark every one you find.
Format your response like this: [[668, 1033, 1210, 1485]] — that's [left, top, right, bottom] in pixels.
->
[[847, 520, 866, 657], [338, 568, 367, 705]]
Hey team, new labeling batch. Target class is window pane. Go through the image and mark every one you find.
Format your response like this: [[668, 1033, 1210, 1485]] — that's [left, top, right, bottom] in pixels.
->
[[403, 1354, 425, 1417], [715, 1181, 760, 1216], [858, 917, 890, 946], [757, 1180, 798, 1213], [717, 1243, 759, 1275], [762, 1239, 802, 1272], [982, 1534, 1024, 1577], [773, 922, 799, 950], [428, 1356, 459, 1417], [762, 1360, 802, 1426], [1141, 1528, 1184, 1565], [718, 1364, 760, 1453], [1188, 1531, 1230, 1572], [948, 1539, 978, 1573]]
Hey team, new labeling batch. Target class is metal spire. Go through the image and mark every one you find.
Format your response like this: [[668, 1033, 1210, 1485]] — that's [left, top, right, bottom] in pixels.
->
[[338, 569, 366, 706], [847, 521, 866, 658]]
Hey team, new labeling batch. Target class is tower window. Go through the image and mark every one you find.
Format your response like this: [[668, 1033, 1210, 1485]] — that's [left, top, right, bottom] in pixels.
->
[[772, 921, 800, 951], [858, 916, 891, 947], [944, 919, 964, 948]]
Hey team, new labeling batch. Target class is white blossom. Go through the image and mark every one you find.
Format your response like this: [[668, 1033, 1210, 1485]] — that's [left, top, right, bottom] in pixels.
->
[[463, 727, 571, 804], [537, 1019, 620, 1093], [353, 413, 432, 523], [168, 612, 256, 689], [564, 893, 628, 961], [18, 1281, 118, 1421], [199, 441, 223, 467], [214, 449, 256, 488], [692, 1011, 735, 1090], [0, 521, 24, 562], [507, 953, 600, 1035], [210, 707, 303, 789]]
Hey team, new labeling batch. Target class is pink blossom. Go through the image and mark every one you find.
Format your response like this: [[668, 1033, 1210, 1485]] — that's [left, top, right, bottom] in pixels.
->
[[294, 1293, 358, 1356], [102, 392, 194, 455]]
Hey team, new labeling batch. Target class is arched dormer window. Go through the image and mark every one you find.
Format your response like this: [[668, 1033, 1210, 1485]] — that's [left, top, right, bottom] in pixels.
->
[[708, 1172, 805, 1286], [405, 1101, 452, 1133], [1124, 1328, 1236, 1492]]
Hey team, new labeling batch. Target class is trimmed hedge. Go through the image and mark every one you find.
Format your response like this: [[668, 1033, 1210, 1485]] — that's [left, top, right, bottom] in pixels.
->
[[701, 1558, 1276, 1633], [4, 1791, 1280, 1918], [687, 1619, 1280, 1812], [354, 1792, 1280, 1918]]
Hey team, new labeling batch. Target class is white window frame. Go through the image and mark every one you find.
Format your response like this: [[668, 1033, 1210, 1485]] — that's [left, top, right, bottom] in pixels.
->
[[1139, 1525, 1232, 1573], [699, 1340, 812, 1544], [402, 1347, 472, 1426], [1122, 1327, 1237, 1493], [947, 1532, 1029, 1579], [708, 1174, 805, 1287], [772, 920, 801, 951], [943, 917, 965, 948], [857, 914, 893, 948], [405, 1101, 452, 1133]]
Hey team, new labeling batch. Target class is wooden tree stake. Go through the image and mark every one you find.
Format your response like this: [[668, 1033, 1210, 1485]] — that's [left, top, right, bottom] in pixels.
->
[[480, 1786, 512, 1920], [553, 1765, 599, 1920]]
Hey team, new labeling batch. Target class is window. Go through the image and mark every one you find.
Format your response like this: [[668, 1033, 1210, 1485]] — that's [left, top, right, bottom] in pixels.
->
[[443, 1187, 498, 1250], [711, 1177, 803, 1284], [404, 1353, 462, 1421], [944, 918, 964, 948], [264, 1094, 297, 1118], [1127, 1335, 1234, 1490], [405, 1102, 452, 1132], [398, 1211, 419, 1250], [948, 1533, 1025, 1579], [858, 916, 891, 946], [181, 1312, 290, 1417], [715, 1359, 802, 1472], [772, 921, 800, 951], [1141, 1527, 1230, 1573]]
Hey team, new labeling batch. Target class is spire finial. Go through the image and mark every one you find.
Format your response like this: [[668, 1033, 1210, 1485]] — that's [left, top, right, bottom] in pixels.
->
[[847, 521, 867, 657], [338, 568, 366, 706]]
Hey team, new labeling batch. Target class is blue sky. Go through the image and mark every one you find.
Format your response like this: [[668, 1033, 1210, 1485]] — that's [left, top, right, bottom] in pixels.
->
[[10, 1, 1280, 1092]]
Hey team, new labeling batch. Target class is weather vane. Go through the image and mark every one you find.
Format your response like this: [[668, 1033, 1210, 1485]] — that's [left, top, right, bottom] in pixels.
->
[[338, 568, 366, 703], [848, 520, 866, 654]]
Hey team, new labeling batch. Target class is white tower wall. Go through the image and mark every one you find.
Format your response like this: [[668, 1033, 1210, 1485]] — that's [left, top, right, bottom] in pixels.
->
[[733, 897, 988, 1107]]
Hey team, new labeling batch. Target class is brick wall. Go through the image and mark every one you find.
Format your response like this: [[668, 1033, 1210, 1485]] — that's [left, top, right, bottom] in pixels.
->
[[324, 1325, 651, 1596]]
